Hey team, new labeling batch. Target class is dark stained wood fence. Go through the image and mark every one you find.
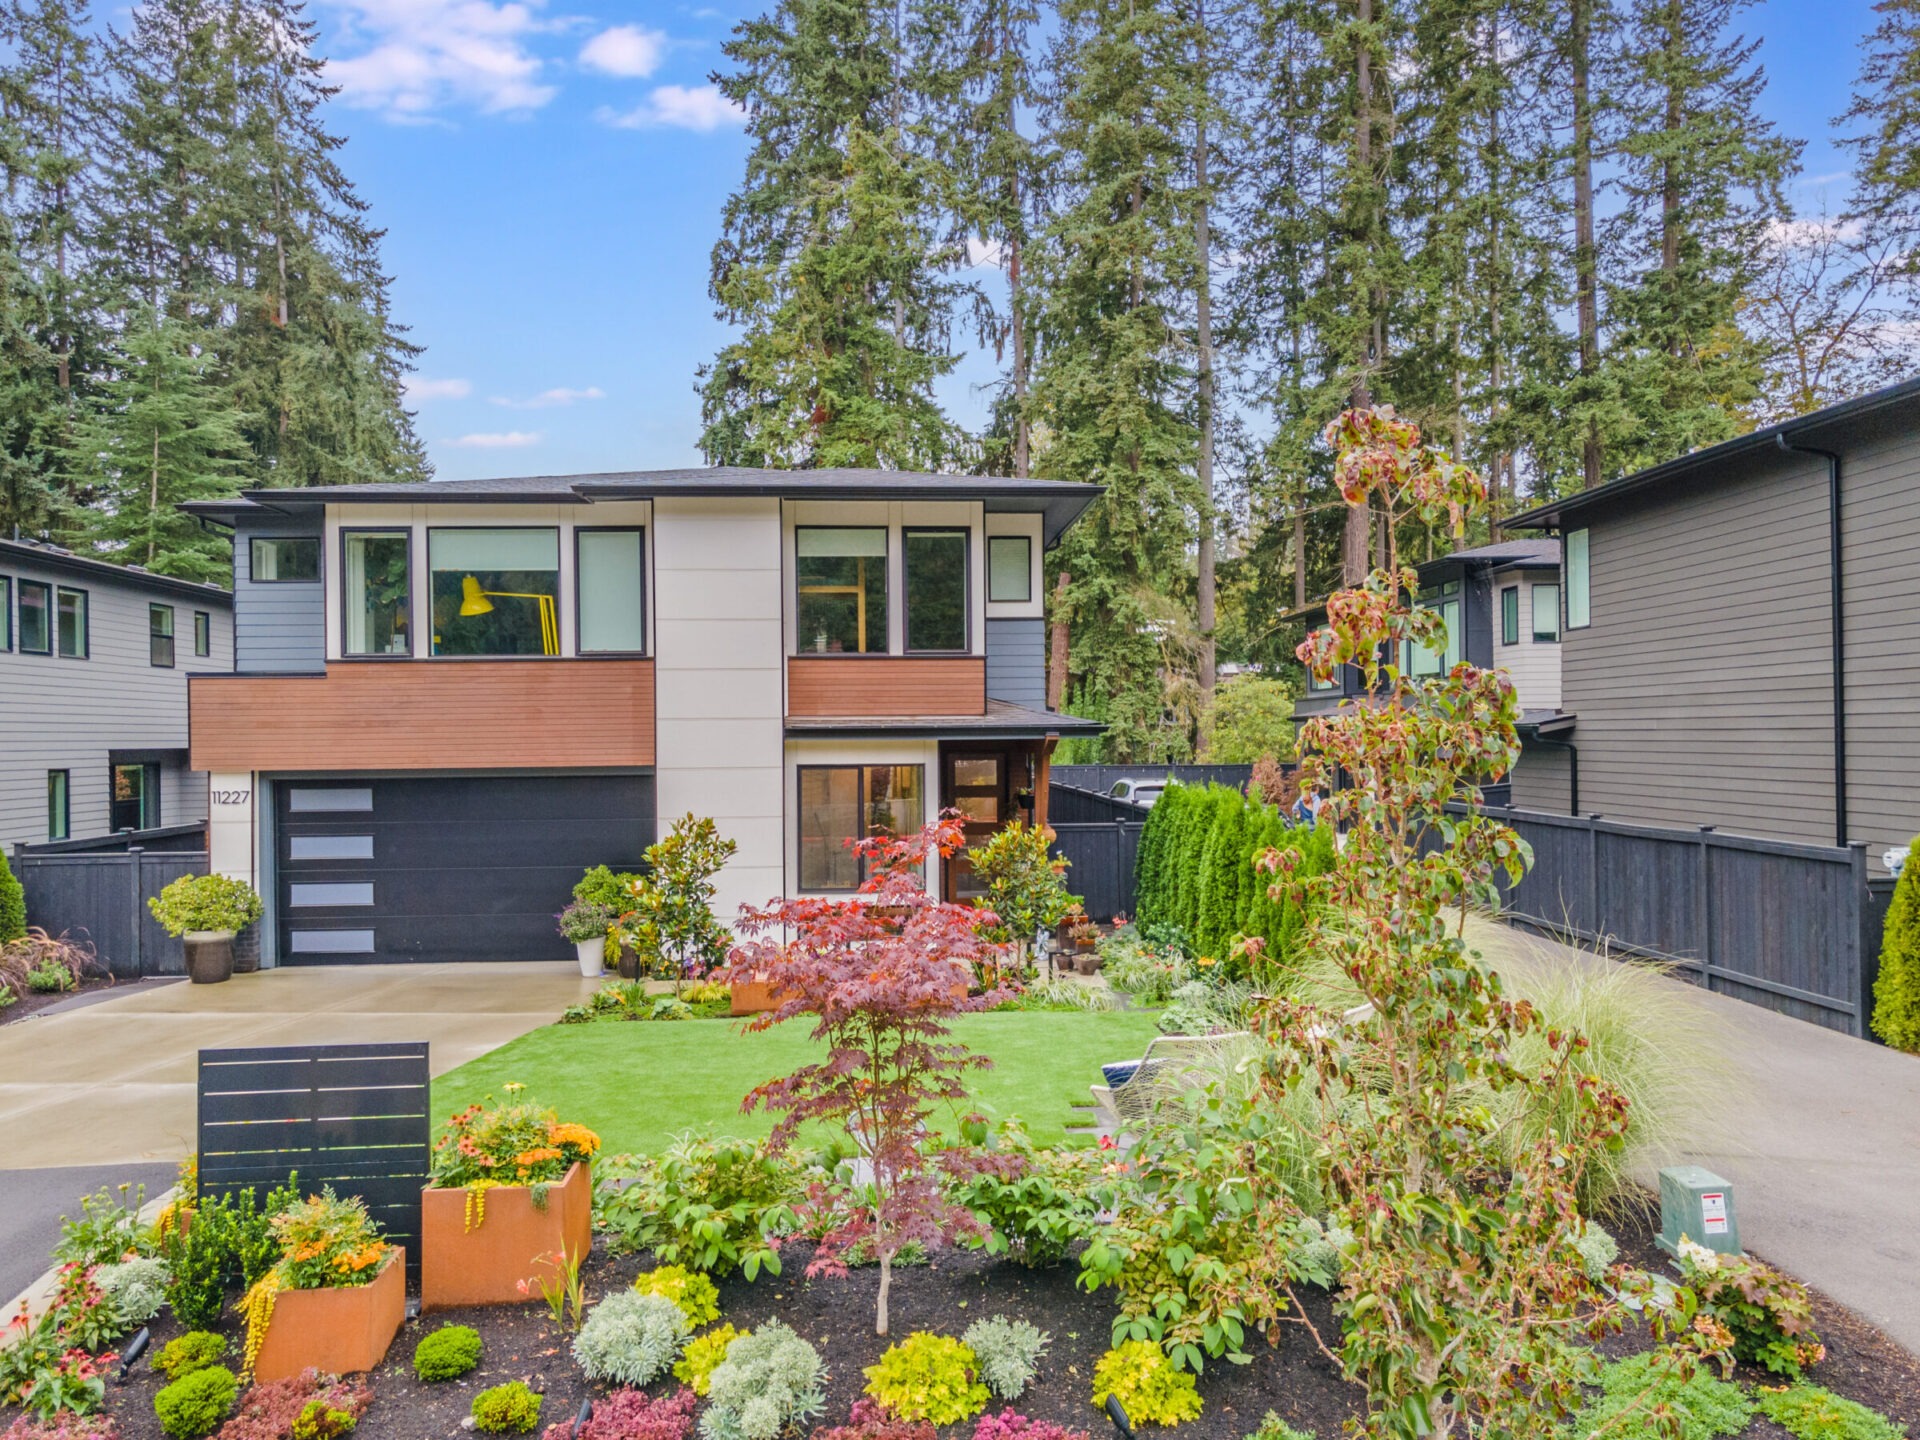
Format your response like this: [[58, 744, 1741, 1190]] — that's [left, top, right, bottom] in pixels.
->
[[198, 1043, 432, 1276], [1047, 784, 1146, 921], [1478, 807, 1881, 1037], [13, 836, 208, 978]]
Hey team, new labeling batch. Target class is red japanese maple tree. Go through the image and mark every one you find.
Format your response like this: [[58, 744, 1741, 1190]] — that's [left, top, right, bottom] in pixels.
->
[[720, 815, 1012, 1334]]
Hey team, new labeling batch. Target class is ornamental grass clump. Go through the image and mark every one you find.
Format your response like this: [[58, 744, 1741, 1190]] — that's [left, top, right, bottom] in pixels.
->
[[1088, 1343, 1201, 1428], [572, 1290, 693, 1387], [697, 1321, 826, 1440], [633, 1265, 721, 1326], [960, 1317, 1048, 1401], [863, 1333, 990, 1425]]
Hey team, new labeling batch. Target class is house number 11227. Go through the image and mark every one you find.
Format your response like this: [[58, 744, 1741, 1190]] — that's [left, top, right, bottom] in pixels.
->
[[212, 789, 251, 806]]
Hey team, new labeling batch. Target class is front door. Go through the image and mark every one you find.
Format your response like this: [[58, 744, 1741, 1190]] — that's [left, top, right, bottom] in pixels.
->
[[942, 748, 1010, 902]]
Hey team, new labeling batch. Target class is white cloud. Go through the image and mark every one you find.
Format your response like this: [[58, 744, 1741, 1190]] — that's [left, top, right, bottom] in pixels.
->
[[490, 385, 607, 408], [579, 24, 666, 77], [321, 0, 561, 120], [964, 236, 1005, 270], [450, 430, 543, 447], [596, 83, 744, 132], [404, 376, 473, 401]]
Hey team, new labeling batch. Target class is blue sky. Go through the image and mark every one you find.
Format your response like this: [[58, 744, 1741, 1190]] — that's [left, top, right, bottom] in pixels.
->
[[305, 0, 1883, 482]]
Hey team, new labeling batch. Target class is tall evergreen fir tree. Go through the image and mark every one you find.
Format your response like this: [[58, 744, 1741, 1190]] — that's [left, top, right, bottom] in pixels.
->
[[1840, 0, 1920, 265]]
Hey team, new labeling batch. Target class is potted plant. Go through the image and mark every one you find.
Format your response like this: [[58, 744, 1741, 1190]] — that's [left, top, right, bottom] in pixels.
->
[[148, 874, 265, 985], [420, 1084, 599, 1312], [557, 901, 614, 977], [1064, 907, 1100, 974], [241, 1190, 404, 1382]]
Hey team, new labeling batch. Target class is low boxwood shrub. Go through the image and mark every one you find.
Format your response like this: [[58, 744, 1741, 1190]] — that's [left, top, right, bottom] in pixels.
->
[[960, 1318, 1048, 1402], [863, 1333, 990, 1425], [472, 1382, 544, 1435], [1089, 1343, 1201, 1428], [156, 1333, 227, 1383], [633, 1265, 721, 1326], [672, 1325, 743, 1396], [545, 1387, 697, 1440], [1566, 1353, 1753, 1440], [412, 1325, 482, 1382], [698, 1321, 826, 1440], [154, 1366, 238, 1440], [573, 1291, 692, 1387], [1757, 1383, 1907, 1440]]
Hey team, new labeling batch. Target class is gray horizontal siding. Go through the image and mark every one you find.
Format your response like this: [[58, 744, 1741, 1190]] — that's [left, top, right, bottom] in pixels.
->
[[234, 513, 325, 674], [1509, 743, 1572, 816], [986, 617, 1046, 708]]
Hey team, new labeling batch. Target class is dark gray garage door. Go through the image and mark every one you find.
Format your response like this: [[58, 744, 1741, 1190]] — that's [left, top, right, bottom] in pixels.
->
[[274, 774, 654, 963]]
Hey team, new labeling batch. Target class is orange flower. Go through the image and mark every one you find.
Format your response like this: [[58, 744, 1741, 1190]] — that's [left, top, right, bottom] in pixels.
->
[[548, 1122, 600, 1155]]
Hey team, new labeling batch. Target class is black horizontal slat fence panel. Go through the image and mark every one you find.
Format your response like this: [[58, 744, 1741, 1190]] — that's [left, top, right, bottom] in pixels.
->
[[197, 1042, 431, 1278]]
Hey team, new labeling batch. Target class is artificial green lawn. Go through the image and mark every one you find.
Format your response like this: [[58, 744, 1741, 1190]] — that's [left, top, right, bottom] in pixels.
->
[[432, 1010, 1163, 1153]]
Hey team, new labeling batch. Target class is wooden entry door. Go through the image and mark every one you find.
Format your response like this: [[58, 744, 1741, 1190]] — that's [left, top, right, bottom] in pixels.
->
[[942, 748, 1010, 902]]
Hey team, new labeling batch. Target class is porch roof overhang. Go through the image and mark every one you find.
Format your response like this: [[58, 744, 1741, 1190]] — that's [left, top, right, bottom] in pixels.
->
[[1516, 709, 1577, 738], [784, 698, 1104, 740]]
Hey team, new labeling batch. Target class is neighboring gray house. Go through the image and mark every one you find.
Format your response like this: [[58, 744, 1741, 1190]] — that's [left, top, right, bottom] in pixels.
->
[[0, 539, 234, 852], [1506, 375, 1920, 871]]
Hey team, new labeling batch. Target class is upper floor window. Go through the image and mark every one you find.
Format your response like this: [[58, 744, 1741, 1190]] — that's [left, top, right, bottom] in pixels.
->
[[576, 528, 647, 654], [19, 580, 50, 654], [429, 527, 559, 657], [252, 536, 320, 582], [987, 535, 1032, 603], [1565, 528, 1590, 629], [56, 587, 87, 658], [1408, 582, 1460, 678], [150, 604, 175, 667], [344, 530, 412, 657], [904, 529, 968, 653], [0, 575, 10, 651], [1500, 585, 1519, 646], [194, 611, 211, 657], [797, 527, 886, 655], [1532, 583, 1561, 643]]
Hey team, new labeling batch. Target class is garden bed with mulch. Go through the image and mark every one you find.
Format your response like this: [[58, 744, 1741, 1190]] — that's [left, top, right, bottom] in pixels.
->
[[27, 1199, 1919, 1440], [0, 973, 118, 1025]]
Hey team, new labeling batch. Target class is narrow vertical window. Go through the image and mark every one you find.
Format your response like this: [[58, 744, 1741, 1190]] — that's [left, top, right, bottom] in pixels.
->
[[19, 581, 50, 654], [904, 529, 968, 652], [796, 528, 887, 654], [1565, 528, 1590, 629], [343, 530, 412, 656], [47, 770, 69, 841], [150, 605, 176, 667], [1500, 586, 1519, 646], [0, 575, 11, 651], [576, 528, 647, 653], [56, 587, 87, 658], [194, 611, 211, 657], [1532, 583, 1561, 643]]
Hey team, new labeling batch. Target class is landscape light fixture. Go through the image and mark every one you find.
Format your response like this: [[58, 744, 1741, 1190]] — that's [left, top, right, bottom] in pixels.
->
[[458, 575, 558, 655], [571, 1399, 594, 1438], [1104, 1396, 1134, 1440], [116, 1326, 150, 1383]]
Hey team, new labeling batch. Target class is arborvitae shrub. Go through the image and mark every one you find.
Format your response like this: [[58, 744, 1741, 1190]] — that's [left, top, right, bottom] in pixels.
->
[[1872, 840, 1920, 1052], [0, 849, 25, 944]]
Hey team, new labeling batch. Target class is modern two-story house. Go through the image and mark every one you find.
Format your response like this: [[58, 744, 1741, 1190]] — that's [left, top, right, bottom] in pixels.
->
[[1, 539, 235, 852], [182, 470, 1100, 965]]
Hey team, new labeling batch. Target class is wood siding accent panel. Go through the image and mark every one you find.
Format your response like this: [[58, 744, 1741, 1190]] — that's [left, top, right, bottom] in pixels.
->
[[190, 660, 655, 771], [786, 656, 985, 716]]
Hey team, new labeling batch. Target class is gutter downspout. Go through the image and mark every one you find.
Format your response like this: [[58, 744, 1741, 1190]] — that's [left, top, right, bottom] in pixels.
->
[[1775, 432, 1847, 849]]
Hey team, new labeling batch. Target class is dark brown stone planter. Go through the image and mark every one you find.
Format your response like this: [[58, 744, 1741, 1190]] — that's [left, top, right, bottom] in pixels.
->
[[183, 931, 235, 985], [251, 1246, 405, 1382], [420, 1163, 592, 1313]]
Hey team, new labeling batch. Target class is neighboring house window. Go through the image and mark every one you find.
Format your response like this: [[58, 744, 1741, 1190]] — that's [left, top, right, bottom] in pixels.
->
[[796, 527, 887, 654], [1565, 528, 1590, 629], [1408, 583, 1461, 678], [1500, 585, 1519, 646], [111, 762, 159, 831], [194, 611, 211, 657], [1308, 667, 1341, 694], [987, 535, 1032, 603], [343, 529, 412, 656], [150, 604, 175, 667], [252, 536, 321, 582], [19, 581, 50, 654], [797, 764, 925, 890], [429, 527, 561, 657], [56, 587, 87, 658], [0, 575, 10, 650], [1532, 583, 1561, 643], [904, 528, 968, 652], [576, 528, 647, 654], [47, 770, 69, 841]]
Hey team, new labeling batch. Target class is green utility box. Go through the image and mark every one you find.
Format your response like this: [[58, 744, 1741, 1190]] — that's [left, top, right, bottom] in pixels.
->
[[1656, 1165, 1740, 1258]]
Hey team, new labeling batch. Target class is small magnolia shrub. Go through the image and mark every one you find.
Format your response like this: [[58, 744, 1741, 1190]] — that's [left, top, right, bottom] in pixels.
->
[[698, 1321, 826, 1440], [1573, 1221, 1620, 1283], [974, 1413, 1091, 1440], [1243, 1417, 1316, 1440], [214, 1371, 372, 1440], [472, 1382, 544, 1435], [634, 1265, 721, 1326], [673, 1325, 743, 1396], [157, 1334, 227, 1382], [1089, 1343, 1201, 1428], [543, 1387, 697, 1440], [1756, 1383, 1907, 1440], [97, 1257, 170, 1329], [573, 1291, 692, 1387], [412, 1325, 482, 1382], [1678, 1242, 1825, 1378], [960, 1317, 1048, 1401], [1564, 1353, 1753, 1440], [863, 1333, 990, 1425], [154, 1366, 238, 1440]]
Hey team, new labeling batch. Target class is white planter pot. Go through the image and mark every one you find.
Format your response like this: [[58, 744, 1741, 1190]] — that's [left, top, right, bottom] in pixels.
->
[[575, 935, 607, 977]]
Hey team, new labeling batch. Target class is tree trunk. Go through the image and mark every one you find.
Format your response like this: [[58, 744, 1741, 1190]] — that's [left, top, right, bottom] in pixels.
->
[[1194, 0, 1217, 726], [1047, 571, 1071, 710], [1572, 0, 1602, 490], [1293, 505, 1308, 609], [1005, 0, 1030, 478], [876, 1249, 892, 1336], [1343, 0, 1376, 584]]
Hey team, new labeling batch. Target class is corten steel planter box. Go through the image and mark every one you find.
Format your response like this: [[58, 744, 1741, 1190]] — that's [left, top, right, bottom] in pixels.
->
[[420, 1162, 593, 1312], [730, 980, 785, 1015], [252, 1247, 405, 1382]]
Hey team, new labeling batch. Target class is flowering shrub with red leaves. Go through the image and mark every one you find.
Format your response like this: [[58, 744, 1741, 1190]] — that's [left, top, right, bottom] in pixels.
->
[[971, 1411, 1090, 1440], [2, 1412, 118, 1440], [541, 1386, 696, 1440], [213, 1370, 372, 1440], [720, 817, 1013, 1335], [813, 1398, 935, 1440]]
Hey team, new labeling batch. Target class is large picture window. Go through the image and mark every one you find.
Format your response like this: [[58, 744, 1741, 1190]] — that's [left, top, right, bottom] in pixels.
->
[[251, 537, 320, 582], [429, 528, 560, 656], [987, 535, 1031, 604], [56, 587, 87, 658], [18, 581, 49, 654], [1565, 528, 1590, 629], [797, 527, 887, 654], [905, 528, 968, 652], [344, 530, 412, 656], [576, 528, 647, 653], [797, 764, 925, 891]]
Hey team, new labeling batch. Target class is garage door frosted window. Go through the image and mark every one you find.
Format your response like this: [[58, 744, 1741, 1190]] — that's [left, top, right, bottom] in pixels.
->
[[430, 528, 560, 657], [577, 529, 646, 653]]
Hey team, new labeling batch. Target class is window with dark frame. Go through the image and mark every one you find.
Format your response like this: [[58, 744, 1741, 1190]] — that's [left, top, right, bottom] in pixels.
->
[[150, 604, 175, 667], [1500, 585, 1519, 646], [986, 534, 1032, 603], [796, 527, 888, 654], [797, 764, 926, 891], [251, 536, 321, 582], [1565, 528, 1590, 629], [576, 527, 647, 654], [47, 770, 69, 842], [194, 611, 211, 657], [904, 528, 968, 653], [343, 529, 412, 656], [111, 762, 160, 831], [0, 575, 10, 651], [55, 587, 87, 658], [1532, 583, 1561, 643], [428, 527, 561, 657], [19, 580, 50, 654]]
